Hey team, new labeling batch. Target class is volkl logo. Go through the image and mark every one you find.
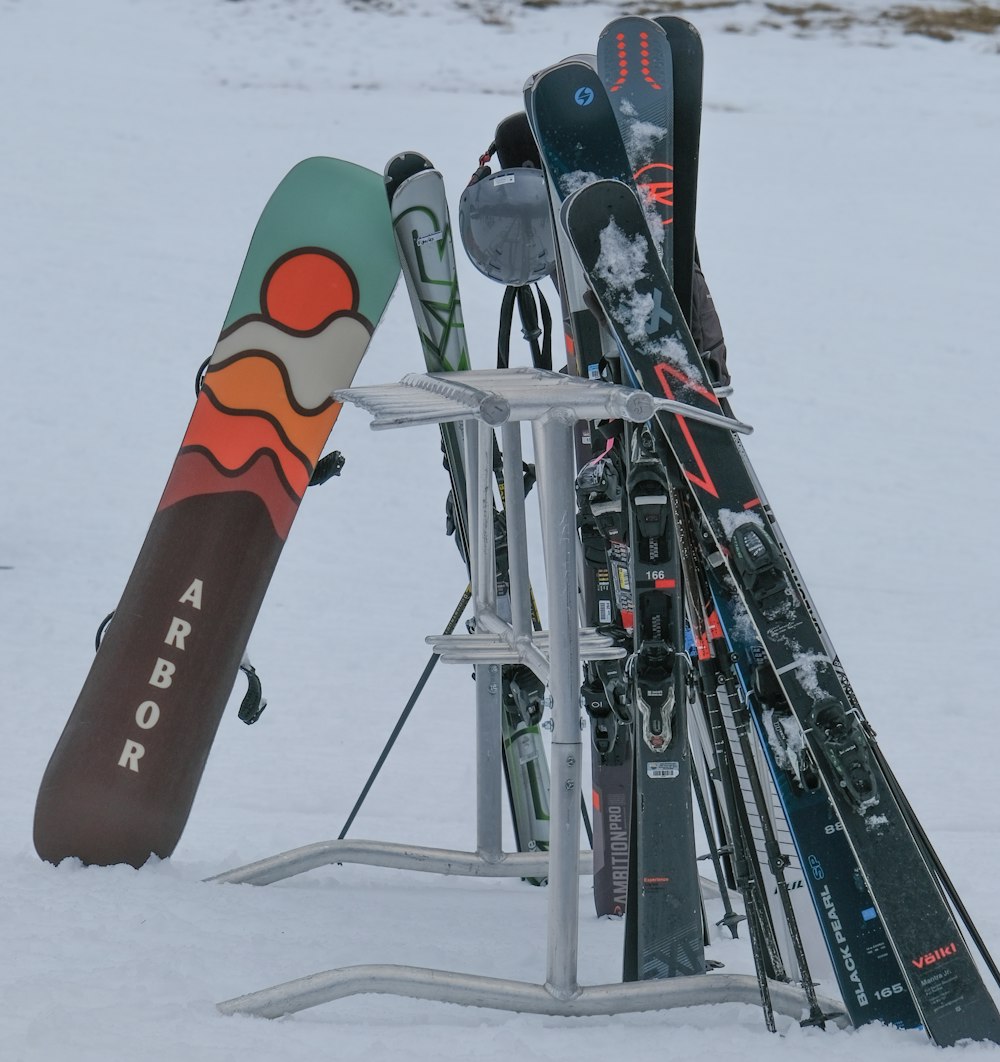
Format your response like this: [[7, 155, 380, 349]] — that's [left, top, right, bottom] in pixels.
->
[[912, 942, 958, 969]]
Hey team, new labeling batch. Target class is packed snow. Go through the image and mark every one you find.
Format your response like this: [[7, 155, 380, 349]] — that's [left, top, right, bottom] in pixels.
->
[[2, 1, 999, 1059]]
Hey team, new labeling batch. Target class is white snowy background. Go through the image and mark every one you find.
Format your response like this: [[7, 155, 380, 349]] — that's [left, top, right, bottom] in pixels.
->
[[2, 0, 999, 1058]]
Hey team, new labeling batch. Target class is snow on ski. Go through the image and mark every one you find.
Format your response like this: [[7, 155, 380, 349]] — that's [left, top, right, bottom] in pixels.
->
[[561, 175, 1000, 1046]]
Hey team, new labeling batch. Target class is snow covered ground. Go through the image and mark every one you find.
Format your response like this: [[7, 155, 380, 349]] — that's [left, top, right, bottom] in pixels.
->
[[2, 0, 999, 1058]]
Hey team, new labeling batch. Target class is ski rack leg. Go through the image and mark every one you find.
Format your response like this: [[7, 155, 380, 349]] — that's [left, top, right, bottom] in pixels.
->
[[213, 368, 845, 1027], [469, 418, 505, 863], [532, 412, 583, 997]]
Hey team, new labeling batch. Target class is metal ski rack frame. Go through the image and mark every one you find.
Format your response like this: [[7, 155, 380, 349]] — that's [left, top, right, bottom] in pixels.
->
[[214, 367, 842, 1026]]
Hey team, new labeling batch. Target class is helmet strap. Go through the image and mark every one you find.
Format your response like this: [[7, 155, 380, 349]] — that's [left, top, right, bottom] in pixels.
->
[[497, 283, 552, 372]]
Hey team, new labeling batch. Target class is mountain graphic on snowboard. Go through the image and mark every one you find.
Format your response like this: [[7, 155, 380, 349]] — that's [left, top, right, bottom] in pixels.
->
[[34, 157, 400, 868]]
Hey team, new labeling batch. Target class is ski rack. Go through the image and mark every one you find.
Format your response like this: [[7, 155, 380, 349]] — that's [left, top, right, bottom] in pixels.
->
[[214, 368, 843, 1027]]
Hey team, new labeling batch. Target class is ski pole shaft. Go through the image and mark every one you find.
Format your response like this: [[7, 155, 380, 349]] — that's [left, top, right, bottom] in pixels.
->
[[690, 739, 741, 937], [338, 585, 472, 840]]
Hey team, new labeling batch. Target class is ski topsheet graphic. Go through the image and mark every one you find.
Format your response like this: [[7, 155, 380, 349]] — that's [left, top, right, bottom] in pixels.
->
[[561, 177, 1000, 1047], [385, 151, 553, 875], [34, 157, 400, 868]]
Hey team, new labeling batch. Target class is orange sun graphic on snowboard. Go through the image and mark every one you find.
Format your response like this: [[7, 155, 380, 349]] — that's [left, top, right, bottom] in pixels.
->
[[161, 248, 373, 539]]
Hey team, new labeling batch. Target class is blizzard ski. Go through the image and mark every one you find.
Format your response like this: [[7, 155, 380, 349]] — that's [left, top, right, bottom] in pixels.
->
[[35, 157, 400, 868], [386, 152, 551, 874], [562, 176, 1000, 1046]]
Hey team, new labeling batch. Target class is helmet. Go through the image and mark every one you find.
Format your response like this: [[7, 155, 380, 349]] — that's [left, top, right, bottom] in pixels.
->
[[459, 167, 555, 286]]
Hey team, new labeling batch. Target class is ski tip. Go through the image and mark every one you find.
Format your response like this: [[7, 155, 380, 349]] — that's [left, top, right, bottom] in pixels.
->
[[384, 151, 435, 201]]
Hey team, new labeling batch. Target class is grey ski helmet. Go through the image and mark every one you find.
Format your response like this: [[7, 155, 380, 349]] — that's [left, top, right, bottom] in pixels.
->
[[459, 167, 555, 286]]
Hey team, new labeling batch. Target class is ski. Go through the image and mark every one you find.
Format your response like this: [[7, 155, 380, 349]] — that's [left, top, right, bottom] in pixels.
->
[[524, 62, 636, 914], [652, 15, 703, 323], [575, 430, 633, 915], [596, 20, 703, 974], [598, 15, 674, 268], [703, 549, 921, 1028], [386, 153, 552, 875], [621, 426, 704, 979], [35, 157, 400, 868], [528, 52, 704, 975], [562, 176, 1000, 1046]]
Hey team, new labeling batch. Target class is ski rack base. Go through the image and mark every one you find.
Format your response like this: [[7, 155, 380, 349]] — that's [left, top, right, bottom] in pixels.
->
[[218, 963, 845, 1025], [207, 839, 580, 887], [210, 369, 841, 1027]]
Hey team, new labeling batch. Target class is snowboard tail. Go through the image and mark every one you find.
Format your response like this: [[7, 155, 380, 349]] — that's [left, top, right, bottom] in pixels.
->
[[34, 157, 400, 868]]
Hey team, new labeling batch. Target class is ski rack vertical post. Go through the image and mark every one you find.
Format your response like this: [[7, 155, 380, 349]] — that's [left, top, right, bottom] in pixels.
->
[[214, 367, 843, 1026], [466, 417, 504, 863]]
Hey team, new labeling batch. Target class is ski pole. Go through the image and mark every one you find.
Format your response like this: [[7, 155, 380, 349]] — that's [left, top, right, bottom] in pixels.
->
[[338, 585, 471, 840]]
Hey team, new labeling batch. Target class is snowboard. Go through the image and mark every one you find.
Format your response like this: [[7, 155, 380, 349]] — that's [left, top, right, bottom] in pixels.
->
[[34, 156, 400, 868]]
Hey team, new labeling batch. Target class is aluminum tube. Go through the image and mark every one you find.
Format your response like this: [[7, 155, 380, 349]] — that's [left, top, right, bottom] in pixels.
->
[[476, 661, 504, 861], [205, 841, 594, 886], [464, 419, 480, 594], [531, 415, 584, 998], [218, 964, 849, 1026]]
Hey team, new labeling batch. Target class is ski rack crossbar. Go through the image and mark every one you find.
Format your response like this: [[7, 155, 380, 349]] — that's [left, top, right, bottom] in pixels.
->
[[211, 369, 844, 1027], [343, 367, 752, 434]]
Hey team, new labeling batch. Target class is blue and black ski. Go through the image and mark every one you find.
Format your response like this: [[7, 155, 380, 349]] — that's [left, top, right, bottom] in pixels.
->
[[561, 175, 1000, 1046]]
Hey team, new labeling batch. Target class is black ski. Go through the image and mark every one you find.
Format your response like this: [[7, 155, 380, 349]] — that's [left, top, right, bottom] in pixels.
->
[[562, 176, 1000, 1046], [598, 16, 674, 269], [652, 16, 703, 323], [621, 425, 704, 979], [528, 52, 704, 975], [524, 60, 636, 915], [704, 552, 922, 1028]]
